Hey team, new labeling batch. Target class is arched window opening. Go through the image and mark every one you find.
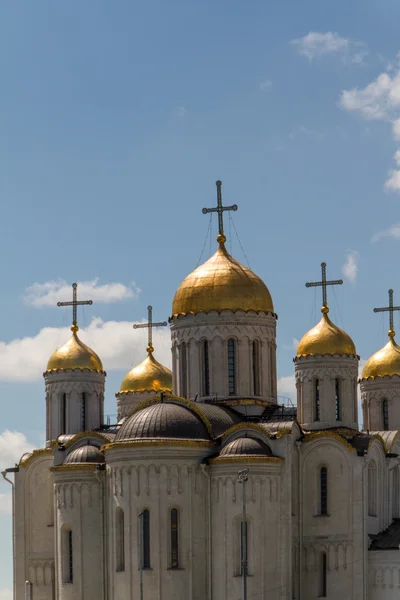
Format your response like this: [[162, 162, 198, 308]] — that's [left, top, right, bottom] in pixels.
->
[[203, 341, 210, 397], [318, 552, 327, 597], [140, 509, 151, 569], [314, 379, 320, 422], [62, 528, 73, 583], [61, 393, 67, 434], [335, 379, 340, 421], [116, 508, 125, 572], [320, 467, 328, 515], [234, 515, 252, 576], [228, 339, 236, 395], [170, 508, 179, 568], [180, 343, 187, 398], [382, 399, 389, 431], [252, 341, 260, 396], [393, 468, 399, 519], [368, 462, 377, 517], [81, 392, 86, 431]]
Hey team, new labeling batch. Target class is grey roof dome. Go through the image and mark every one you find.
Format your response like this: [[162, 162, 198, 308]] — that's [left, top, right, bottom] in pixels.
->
[[220, 437, 273, 457], [116, 401, 211, 442], [64, 444, 105, 464]]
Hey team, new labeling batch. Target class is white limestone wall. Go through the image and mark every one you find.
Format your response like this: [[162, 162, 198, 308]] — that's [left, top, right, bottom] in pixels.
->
[[116, 390, 157, 421], [170, 310, 277, 403], [44, 370, 105, 443], [300, 438, 366, 600], [105, 445, 210, 600], [368, 551, 400, 599], [53, 468, 104, 600], [360, 376, 400, 431], [295, 355, 359, 430], [14, 453, 55, 600]]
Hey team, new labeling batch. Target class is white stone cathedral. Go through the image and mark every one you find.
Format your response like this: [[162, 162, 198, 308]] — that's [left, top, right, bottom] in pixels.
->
[[6, 182, 400, 600]]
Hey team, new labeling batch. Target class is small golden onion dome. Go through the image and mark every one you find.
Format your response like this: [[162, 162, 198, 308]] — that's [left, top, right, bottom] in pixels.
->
[[172, 234, 274, 317], [46, 328, 103, 373], [361, 330, 400, 380], [119, 351, 172, 394], [296, 306, 356, 358]]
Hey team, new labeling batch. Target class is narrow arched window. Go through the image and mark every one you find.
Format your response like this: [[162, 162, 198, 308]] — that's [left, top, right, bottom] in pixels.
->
[[368, 462, 377, 517], [116, 508, 125, 572], [314, 379, 320, 422], [393, 468, 399, 519], [61, 393, 67, 434], [228, 339, 236, 395], [140, 509, 150, 569], [320, 467, 328, 515], [319, 552, 327, 597], [335, 379, 340, 421], [62, 528, 73, 583], [382, 399, 389, 431], [170, 508, 179, 568], [203, 341, 210, 396], [81, 392, 86, 431], [252, 341, 260, 396], [180, 343, 187, 398]]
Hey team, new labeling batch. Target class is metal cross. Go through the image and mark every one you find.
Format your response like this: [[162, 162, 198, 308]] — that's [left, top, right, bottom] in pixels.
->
[[373, 289, 400, 337], [305, 262, 343, 310], [202, 180, 238, 237], [133, 305, 168, 353], [57, 283, 93, 331]]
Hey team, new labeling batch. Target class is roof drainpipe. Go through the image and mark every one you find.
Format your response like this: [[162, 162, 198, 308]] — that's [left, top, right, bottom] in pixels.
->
[[2, 467, 19, 600], [201, 463, 212, 600]]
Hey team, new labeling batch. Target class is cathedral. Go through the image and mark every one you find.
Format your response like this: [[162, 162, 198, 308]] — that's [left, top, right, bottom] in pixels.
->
[[6, 181, 400, 600]]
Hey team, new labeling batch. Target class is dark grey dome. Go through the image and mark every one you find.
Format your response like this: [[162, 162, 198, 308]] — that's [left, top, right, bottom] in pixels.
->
[[116, 401, 211, 442], [64, 444, 105, 464], [220, 437, 272, 457], [197, 403, 241, 437]]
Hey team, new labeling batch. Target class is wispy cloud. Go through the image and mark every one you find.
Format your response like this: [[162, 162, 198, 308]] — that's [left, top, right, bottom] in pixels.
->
[[24, 278, 140, 308], [278, 375, 296, 403], [342, 250, 359, 282], [260, 80, 272, 92], [288, 125, 323, 141], [282, 338, 300, 352], [372, 223, 400, 243], [291, 31, 367, 64], [0, 318, 171, 382], [173, 106, 187, 118], [0, 430, 35, 472]]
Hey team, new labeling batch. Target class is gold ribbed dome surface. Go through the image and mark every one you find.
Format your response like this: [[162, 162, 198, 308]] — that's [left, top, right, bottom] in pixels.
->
[[46, 330, 103, 372], [119, 352, 172, 394], [361, 334, 400, 380], [296, 309, 356, 358], [172, 238, 274, 317]]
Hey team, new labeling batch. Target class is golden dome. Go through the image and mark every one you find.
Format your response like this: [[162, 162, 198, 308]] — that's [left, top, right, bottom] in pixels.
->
[[46, 328, 103, 373], [361, 331, 400, 380], [172, 235, 274, 317], [296, 307, 356, 358], [119, 351, 172, 394]]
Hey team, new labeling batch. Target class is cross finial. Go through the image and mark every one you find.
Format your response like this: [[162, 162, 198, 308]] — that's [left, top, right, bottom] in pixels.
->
[[202, 180, 238, 244], [133, 305, 168, 354], [305, 262, 343, 314], [373, 289, 400, 339], [57, 283, 93, 332]]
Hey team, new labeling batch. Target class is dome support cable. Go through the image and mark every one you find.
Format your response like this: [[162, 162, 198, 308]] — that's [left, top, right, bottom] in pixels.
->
[[305, 262, 343, 314], [202, 180, 238, 239], [196, 214, 212, 267], [57, 283, 93, 333], [373, 289, 400, 339], [229, 214, 251, 269], [133, 305, 168, 354]]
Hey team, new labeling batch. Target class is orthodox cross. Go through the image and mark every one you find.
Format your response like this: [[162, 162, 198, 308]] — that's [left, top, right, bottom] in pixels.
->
[[202, 180, 238, 238], [57, 283, 93, 332], [133, 305, 168, 353], [305, 262, 343, 312], [373, 289, 400, 338]]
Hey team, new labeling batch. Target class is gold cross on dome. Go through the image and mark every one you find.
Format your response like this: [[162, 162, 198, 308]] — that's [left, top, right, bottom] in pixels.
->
[[373, 289, 400, 338], [133, 305, 168, 353], [57, 283, 93, 332], [305, 262, 343, 313], [202, 180, 238, 241]]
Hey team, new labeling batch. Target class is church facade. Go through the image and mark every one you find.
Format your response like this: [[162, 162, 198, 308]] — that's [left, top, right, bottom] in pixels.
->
[[6, 183, 400, 599]]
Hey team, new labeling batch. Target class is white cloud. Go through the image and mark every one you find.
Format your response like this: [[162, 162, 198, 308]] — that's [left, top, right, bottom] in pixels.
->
[[342, 250, 359, 282], [0, 589, 12, 600], [174, 106, 187, 118], [371, 223, 400, 242], [260, 80, 272, 92], [0, 318, 171, 382], [278, 375, 296, 404], [0, 430, 35, 471], [291, 31, 367, 64], [24, 278, 140, 308]]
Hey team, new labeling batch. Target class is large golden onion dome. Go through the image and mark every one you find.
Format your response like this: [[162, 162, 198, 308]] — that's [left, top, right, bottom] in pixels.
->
[[296, 306, 356, 358], [172, 234, 274, 317], [46, 326, 103, 373], [361, 330, 400, 380], [119, 349, 172, 394]]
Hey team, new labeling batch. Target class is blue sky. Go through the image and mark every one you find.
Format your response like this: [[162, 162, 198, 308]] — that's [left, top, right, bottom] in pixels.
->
[[2, 0, 400, 592]]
